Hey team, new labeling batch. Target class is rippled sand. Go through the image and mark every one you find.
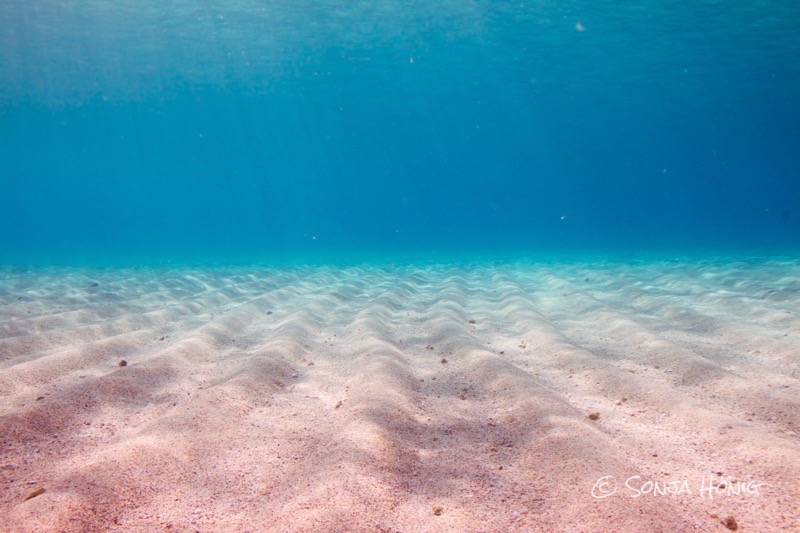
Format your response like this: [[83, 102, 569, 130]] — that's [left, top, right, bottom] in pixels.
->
[[1, 259, 799, 531]]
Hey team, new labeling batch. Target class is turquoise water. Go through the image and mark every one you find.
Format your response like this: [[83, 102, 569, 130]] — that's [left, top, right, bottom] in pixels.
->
[[1, 1, 799, 266]]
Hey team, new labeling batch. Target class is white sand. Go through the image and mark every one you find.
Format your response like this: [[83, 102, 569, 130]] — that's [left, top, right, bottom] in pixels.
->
[[1, 259, 798, 531]]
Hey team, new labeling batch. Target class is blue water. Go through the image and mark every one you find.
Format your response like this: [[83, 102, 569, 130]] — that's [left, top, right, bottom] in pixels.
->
[[1, 1, 799, 266]]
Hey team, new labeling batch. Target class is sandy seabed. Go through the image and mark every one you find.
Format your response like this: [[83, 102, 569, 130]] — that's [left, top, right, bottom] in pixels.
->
[[1, 259, 798, 532]]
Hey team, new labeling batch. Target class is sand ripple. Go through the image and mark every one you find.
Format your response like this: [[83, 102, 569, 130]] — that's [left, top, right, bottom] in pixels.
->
[[1, 260, 799, 530]]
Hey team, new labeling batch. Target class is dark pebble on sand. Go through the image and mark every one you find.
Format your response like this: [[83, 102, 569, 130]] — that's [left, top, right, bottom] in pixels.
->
[[118, 360, 127, 367]]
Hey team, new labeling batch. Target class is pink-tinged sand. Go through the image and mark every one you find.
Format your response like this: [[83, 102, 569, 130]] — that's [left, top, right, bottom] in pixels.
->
[[1, 261, 798, 531]]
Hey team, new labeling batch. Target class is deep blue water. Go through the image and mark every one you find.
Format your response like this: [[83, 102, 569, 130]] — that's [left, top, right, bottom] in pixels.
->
[[1, 1, 799, 266]]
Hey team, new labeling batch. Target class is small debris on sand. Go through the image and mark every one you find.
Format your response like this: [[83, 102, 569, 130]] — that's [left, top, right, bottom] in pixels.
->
[[23, 488, 45, 502]]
